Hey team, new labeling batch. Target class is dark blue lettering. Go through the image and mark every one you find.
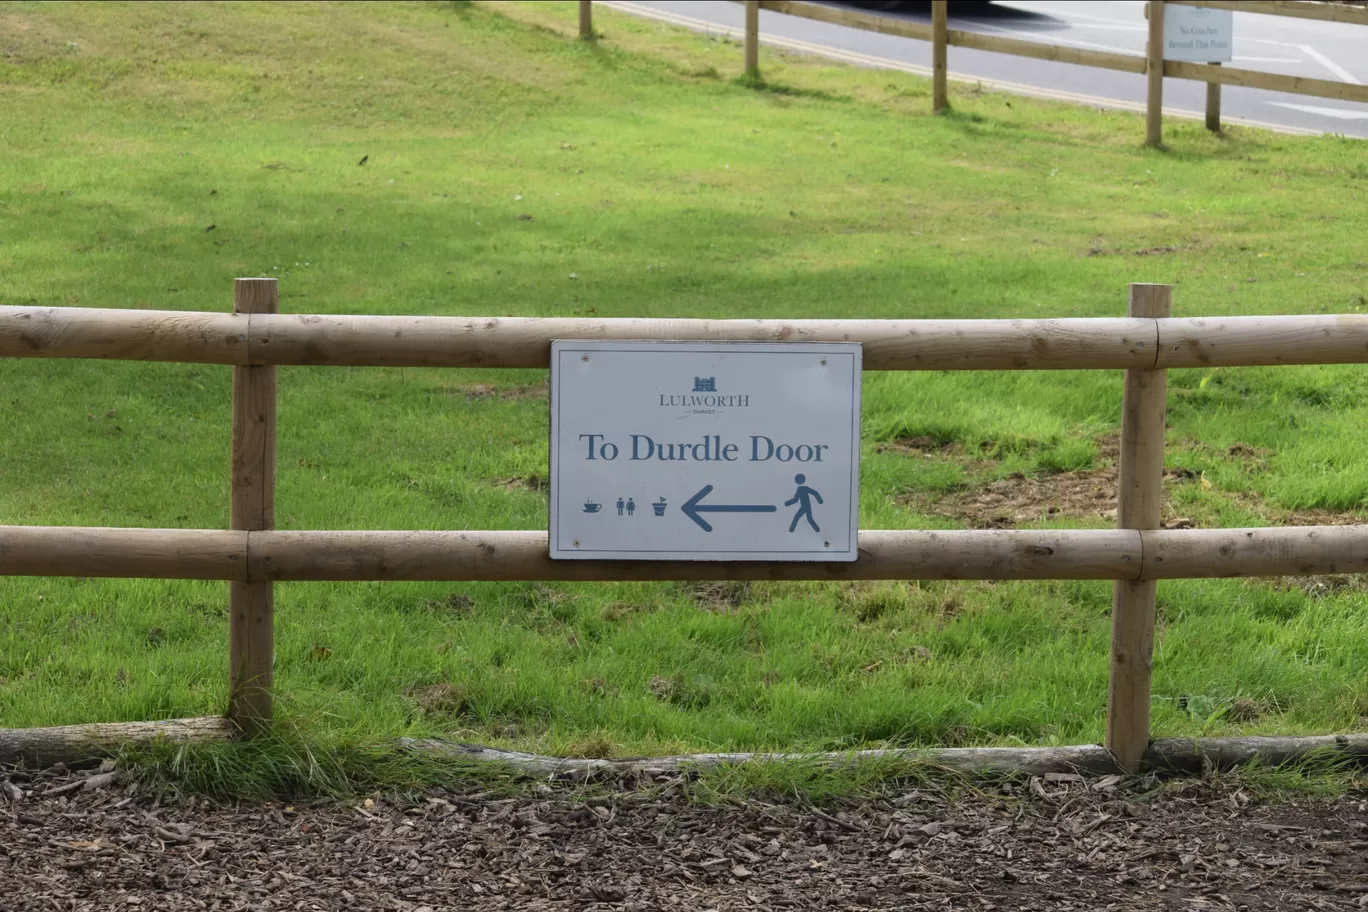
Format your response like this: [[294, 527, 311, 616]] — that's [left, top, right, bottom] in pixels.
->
[[630, 434, 655, 460]]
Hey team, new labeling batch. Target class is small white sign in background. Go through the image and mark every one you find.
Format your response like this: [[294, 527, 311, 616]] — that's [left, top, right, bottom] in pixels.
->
[[1163, 6, 1232, 63], [549, 341, 861, 561]]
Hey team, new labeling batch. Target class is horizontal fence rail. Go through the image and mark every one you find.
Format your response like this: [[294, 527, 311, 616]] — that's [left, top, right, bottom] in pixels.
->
[[1163, 58, 1368, 105], [1175, 0, 1368, 26], [5, 307, 1368, 370], [4, 526, 1368, 583], [947, 27, 1145, 76]]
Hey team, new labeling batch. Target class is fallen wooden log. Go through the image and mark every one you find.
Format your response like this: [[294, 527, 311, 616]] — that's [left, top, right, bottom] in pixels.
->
[[0, 717, 235, 767], [404, 734, 1368, 779], [1144, 734, 1368, 774], [402, 740, 1126, 777], [3, 721, 1365, 778]]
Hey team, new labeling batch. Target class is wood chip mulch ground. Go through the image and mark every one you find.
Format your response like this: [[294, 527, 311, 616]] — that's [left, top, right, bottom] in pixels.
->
[[3, 764, 1368, 911]]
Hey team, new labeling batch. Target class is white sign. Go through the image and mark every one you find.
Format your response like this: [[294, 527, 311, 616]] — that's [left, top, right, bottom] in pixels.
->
[[549, 341, 862, 561], [1163, 7, 1232, 63]]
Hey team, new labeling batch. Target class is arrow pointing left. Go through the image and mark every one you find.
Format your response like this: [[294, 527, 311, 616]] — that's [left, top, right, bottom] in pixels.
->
[[681, 484, 778, 532]]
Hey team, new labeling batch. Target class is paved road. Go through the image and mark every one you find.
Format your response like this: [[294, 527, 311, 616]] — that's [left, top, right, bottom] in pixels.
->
[[602, 0, 1368, 138]]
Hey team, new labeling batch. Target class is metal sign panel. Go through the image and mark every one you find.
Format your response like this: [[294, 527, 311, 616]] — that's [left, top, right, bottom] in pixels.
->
[[1163, 7, 1232, 63], [549, 341, 861, 561]]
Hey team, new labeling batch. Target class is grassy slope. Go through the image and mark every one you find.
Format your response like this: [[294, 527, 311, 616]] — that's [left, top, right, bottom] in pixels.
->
[[1, 0, 1367, 761]]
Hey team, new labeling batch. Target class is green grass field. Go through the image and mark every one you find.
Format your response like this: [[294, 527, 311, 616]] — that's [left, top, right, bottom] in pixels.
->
[[3, 0, 1368, 781]]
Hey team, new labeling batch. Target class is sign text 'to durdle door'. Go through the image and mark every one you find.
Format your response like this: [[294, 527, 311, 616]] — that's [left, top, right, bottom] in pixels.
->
[[549, 341, 861, 561]]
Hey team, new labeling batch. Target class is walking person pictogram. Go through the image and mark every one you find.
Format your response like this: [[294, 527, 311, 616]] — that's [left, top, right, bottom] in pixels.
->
[[626, 497, 636, 517], [785, 474, 822, 533]]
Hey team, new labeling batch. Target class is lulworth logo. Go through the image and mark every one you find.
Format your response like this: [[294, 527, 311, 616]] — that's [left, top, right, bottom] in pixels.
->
[[660, 375, 750, 409]]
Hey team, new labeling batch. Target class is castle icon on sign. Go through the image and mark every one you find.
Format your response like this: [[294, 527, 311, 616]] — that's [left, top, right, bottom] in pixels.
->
[[693, 377, 717, 392]]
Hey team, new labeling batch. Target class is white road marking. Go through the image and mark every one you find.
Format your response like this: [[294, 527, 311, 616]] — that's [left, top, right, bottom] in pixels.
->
[[1268, 101, 1368, 121], [1299, 45, 1363, 85], [1243, 36, 1331, 49], [597, 1, 1323, 136]]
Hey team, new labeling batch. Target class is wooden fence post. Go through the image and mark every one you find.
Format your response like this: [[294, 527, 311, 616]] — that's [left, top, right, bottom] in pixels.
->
[[579, 0, 592, 40], [932, 0, 948, 113], [229, 278, 278, 734], [744, 1, 759, 79], [1106, 283, 1171, 773], [1206, 62, 1221, 132], [1145, 1, 1165, 147]]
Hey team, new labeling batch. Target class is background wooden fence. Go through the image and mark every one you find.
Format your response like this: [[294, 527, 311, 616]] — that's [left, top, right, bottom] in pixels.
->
[[4, 281, 1368, 770], [577, 0, 1368, 146]]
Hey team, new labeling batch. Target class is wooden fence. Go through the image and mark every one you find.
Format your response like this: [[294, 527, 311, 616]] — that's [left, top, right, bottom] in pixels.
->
[[5, 281, 1368, 770], [573, 0, 1368, 146]]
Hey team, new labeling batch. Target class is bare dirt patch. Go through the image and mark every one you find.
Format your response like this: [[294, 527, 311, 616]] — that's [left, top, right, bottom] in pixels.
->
[[410, 682, 472, 718], [878, 435, 955, 455], [438, 592, 476, 614], [875, 435, 997, 475], [896, 435, 1364, 530], [1275, 507, 1368, 527], [1276, 575, 1368, 599], [493, 474, 548, 493], [926, 469, 1122, 529], [4, 766, 1368, 910], [453, 382, 548, 401], [685, 581, 753, 614], [895, 434, 1127, 529], [1084, 243, 1200, 258]]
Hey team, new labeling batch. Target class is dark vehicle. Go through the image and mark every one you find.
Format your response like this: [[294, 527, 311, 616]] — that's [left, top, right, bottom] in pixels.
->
[[840, 1, 999, 10]]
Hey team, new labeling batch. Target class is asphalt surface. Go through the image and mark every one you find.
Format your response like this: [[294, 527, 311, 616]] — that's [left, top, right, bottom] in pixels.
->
[[602, 0, 1368, 139]]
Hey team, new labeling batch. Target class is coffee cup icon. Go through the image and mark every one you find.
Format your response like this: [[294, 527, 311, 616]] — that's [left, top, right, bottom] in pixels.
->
[[583, 500, 602, 513]]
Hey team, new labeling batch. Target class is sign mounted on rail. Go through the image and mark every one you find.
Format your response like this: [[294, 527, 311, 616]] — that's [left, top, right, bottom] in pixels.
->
[[1163, 7, 1232, 63], [549, 341, 862, 561]]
